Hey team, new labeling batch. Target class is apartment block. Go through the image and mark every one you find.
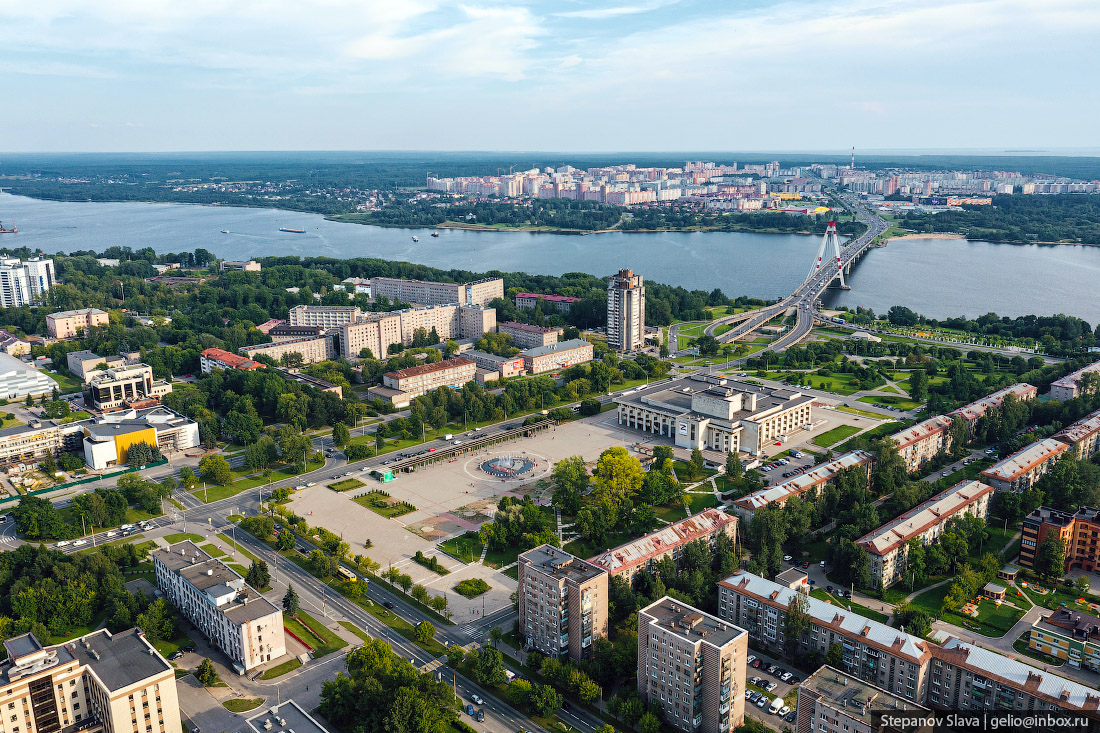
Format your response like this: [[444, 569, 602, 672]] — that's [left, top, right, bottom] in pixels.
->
[[731, 450, 873, 516], [979, 438, 1069, 492], [949, 383, 1037, 428], [857, 480, 993, 589], [340, 313, 402, 359], [0, 256, 55, 307], [889, 415, 954, 473], [82, 407, 200, 469], [1028, 607, 1100, 672], [616, 374, 814, 456], [219, 260, 261, 272], [367, 357, 476, 407], [47, 308, 109, 339], [84, 364, 172, 411], [517, 545, 608, 662], [521, 339, 594, 375], [240, 335, 335, 366], [1050, 360, 1100, 402], [515, 292, 581, 313], [199, 348, 262, 373], [1019, 506, 1100, 573], [152, 541, 286, 673], [796, 666, 929, 733], [464, 350, 526, 380], [638, 597, 747, 733], [0, 629, 181, 733], [589, 508, 737, 583], [497, 321, 562, 349], [369, 276, 503, 307], [717, 571, 932, 703], [338, 304, 495, 359], [66, 351, 129, 380], [268, 325, 324, 342], [287, 305, 362, 329], [1053, 408, 1100, 461], [607, 268, 645, 351], [0, 329, 30, 357], [927, 638, 1100, 714]]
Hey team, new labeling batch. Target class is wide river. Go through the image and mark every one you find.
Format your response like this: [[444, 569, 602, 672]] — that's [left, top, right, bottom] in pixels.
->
[[2, 193, 1099, 325]]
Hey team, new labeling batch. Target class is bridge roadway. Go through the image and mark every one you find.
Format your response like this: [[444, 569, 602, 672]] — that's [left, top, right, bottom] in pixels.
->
[[701, 196, 888, 357]]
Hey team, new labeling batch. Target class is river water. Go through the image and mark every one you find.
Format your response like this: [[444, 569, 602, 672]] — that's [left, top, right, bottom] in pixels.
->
[[2, 193, 1098, 325]]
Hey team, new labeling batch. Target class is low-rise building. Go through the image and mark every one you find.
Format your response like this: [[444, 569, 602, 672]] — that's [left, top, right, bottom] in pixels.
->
[[0, 352, 60, 400], [464, 350, 526, 380], [638, 597, 747, 733], [46, 307, 110, 339], [589, 508, 737, 583], [796, 666, 929, 733], [1050, 360, 1100, 402], [287, 305, 362, 329], [1053, 408, 1100, 461], [268, 324, 325, 342], [367, 357, 476, 407], [517, 545, 608, 662], [85, 363, 172, 411], [82, 406, 200, 468], [255, 319, 284, 334], [240, 335, 335, 366], [717, 571, 932, 703], [0, 328, 30, 357], [219, 260, 261, 272], [497, 321, 563, 349], [949, 383, 1037, 428], [0, 418, 89, 469], [1020, 506, 1100, 573], [889, 415, 955, 473], [730, 450, 873, 516], [246, 701, 331, 733], [857, 480, 994, 589], [927, 637, 1100, 714], [515, 292, 581, 313], [200, 348, 263, 373], [277, 368, 342, 397], [67, 351, 136, 380], [616, 374, 814, 455], [980, 438, 1069, 492], [0, 629, 181, 733], [521, 338, 594, 375], [153, 541, 286, 674], [1028, 607, 1100, 672], [370, 276, 503, 307]]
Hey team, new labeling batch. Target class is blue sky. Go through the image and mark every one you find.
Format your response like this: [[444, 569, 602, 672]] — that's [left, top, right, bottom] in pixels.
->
[[2, 0, 1098, 152]]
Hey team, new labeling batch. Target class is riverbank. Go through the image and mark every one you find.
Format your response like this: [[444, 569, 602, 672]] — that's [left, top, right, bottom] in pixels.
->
[[885, 232, 966, 242], [885, 231, 1097, 247]]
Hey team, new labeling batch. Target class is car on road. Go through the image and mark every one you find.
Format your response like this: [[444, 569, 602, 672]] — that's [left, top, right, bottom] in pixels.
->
[[383, 601, 395, 609], [306, 482, 316, 487], [471, 695, 484, 705], [790, 676, 801, 685], [73, 539, 87, 546], [826, 585, 833, 593]]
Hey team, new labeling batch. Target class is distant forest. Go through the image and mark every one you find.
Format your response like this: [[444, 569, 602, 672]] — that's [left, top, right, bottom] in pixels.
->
[[900, 194, 1100, 244]]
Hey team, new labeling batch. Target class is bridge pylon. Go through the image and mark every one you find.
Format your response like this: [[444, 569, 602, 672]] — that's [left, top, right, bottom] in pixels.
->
[[806, 221, 848, 289]]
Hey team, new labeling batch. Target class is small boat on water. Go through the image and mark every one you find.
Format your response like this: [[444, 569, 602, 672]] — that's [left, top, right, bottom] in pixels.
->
[[411, 236, 419, 242], [221, 229, 230, 234], [280, 227, 306, 233], [431, 231, 440, 238], [0, 220, 17, 234]]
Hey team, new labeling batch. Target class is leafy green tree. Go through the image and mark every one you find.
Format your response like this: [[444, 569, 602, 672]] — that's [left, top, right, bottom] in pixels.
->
[[530, 683, 563, 716], [196, 658, 219, 687], [551, 456, 588, 514], [276, 530, 296, 551], [908, 368, 928, 401], [414, 621, 435, 644], [245, 560, 270, 589], [135, 599, 175, 644], [638, 712, 661, 733], [825, 642, 844, 667], [332, 422, 350, 447], [903, 538, 926, 591], [282, 585, 300, 616], [1035, 534, 1067, 579], [725, 451, 742, 481], [472, 647, 506, 686], [199, 454, 232, 485], [489, 626, 503, 648]]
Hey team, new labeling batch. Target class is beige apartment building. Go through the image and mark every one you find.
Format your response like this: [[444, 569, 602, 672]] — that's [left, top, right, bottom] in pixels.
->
[[240, 335, 335, 366], [979, 438, 1069, 492], [1050, 360, 1100, 402], [0, 629, 181, 733], [369, 276, 503, 306], [857, 480, 993, 589], [287, 305, 362, 328], [890, 415, 955, 473], [638, 597, 747, 733], [590, 508, 737, 583], [153, 541, 285, 674], [949, 383, 1037, 428], [1053, 408, 1100, 461], [66, 351, 132, 380], [338, 304, 496, 359], [367, 357, 476, 407], [340, 313, 402, 359], [796, 666, 930, 733], [522, 339, 594, 375], [607, 268, 645, 351], [47, 308, 109, 339], [219, 260, 261, 272], [268, 325, 324, 343], [497, 321, 562, 349], [84, 364, 172, 411], [717, 571, 933, 704], [517, 545, 609, 662], [731, 450, 873, 516]]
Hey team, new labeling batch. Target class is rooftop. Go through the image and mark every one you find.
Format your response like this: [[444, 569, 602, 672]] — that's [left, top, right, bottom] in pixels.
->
[[1040, 606, 1100, 640], [720, 571, 929, 662], [520, 545, 606, 584], [201, 348, 262, 370], [949, 383, 1036, 422], [889, 415, 953, 449], [617, 373, 814, 429], [856, 480, 994, 556], [1054, 408, 1100, 445], [83, 406, 196, 442], [981, 438, 1068, 482], [775, 568, 808, 587], [801, 666, 926, 722], [641, 596, 746, 648], [48, 308, 107, 319], [1051, 360, 1100, 390], [733, 450, 873, 512], [70, 628, 172, 692], [590, 508, 736, 574], [516, 292, 581, 303], [247, 701, 331, 733], [241, 334, 332, 354], [499, 321, 562, 334], [385, 356, 474, 380], [522, 338, 592, 358]]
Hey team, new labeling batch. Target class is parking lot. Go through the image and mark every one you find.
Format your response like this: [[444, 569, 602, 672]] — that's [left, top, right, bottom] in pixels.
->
[[744, 648, 801, 726]]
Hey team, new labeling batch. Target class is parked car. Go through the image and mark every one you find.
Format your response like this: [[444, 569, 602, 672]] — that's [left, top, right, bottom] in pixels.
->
[[182, 646, 195, 653], [476, 710, 485, 723], [826, 585, 833, 593], [782, 555, 792, 562], [465, 705, 474, 717], [790, 676, 801, 685], [756, 696, 770, 709], [747, 655, 756, 665], [168, 651, 183, 660], [766, 664, 778, 674], [785, 710, 797, 723], [750, 677, 762, 686], [765, 681, 778, 692], [752, 659, 763, 668], [781, 672, 793, 682], [744, 690, 753, 700]]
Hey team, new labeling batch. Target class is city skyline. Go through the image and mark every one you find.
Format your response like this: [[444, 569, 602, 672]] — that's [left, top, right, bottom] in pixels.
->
[[3, 0, 1099, 152]]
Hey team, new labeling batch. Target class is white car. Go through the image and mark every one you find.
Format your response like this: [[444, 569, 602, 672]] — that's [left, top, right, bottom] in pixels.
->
[[747, 655, 757, 665], [782, 555, 792, 562], [306, 482, 317, 487], [73, 539, 87, 547], [106, 531, 118, 538], [57, 540, 71, 548], [471, 695, 484, 705]]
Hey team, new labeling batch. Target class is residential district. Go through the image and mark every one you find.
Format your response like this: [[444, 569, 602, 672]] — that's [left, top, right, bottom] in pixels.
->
[[0, 186, 1099, 733]]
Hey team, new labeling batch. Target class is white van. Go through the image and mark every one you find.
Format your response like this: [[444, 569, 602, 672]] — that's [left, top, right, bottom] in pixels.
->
[[444, 434, 454, 441], [769, 698, 783, 715]]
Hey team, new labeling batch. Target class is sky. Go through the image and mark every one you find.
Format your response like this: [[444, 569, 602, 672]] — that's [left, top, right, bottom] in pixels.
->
[[2, 0, 1099, 152]]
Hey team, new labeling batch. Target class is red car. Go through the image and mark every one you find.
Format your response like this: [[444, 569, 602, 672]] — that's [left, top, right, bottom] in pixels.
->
[[752, 659, 762, 668]]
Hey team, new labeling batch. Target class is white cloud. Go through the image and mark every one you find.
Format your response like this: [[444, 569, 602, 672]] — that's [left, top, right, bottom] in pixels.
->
[[555, 1, 679, 20]]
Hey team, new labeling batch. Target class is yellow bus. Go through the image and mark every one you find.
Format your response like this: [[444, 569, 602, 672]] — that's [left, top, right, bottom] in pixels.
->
[[338, 567, 357, 582]]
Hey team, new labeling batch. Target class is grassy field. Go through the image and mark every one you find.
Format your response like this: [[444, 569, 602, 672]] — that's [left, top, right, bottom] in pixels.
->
[[217, 533, 263, 566], [259, 658, 302, 680], [835, 405, 889, 419], [164, 532, 205, 544], [812, 425, 862, 447], [338, 620, 372, 643], [60, 505, 160, 536], [354, 491, 416, 518], [857, 395, 921, 410], [151, 629, 195, 658], [454, 579, 490, 598], [328, 478, 365, 492], [284, 610, 348, 658], [809, 588, 889, 623], [687, 493, 721, 511], [193, 457, 324, 503], [223, 698, 265, 713], [200, 543, 226, 558], [944, 599, 1025, 637], [653, 500, 689, 523], [672, 459, 717, 481], [46, 370, 83, 394], [439, 533, 483, 563]]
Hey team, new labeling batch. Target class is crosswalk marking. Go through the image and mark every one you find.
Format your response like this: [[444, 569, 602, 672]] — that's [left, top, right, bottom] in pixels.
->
[[420, 659, 444, 674]]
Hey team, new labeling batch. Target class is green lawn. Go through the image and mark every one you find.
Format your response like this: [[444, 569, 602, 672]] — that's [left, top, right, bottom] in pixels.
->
[[152, 629, 195, 658], [284, 610, 348, 658], [200, 543, 226, 558], [944, 599, 1025, 637], [910, 584, 951, 616], [857, 395, 921, 410], [439, 533, 483, 563], [0, 414, 22, 429], [811, 425, 862, 448], [672, 459, 717, 481], [338, 620, 372, 643], [454, 579, 490, 598], [259, 658, 302, 680], [564, 529, 636, 560], [687, 493, 721, 511], [328, 478, 365, 492], [164, 532, 205, 544], [798, 372, 864, 396], [835, 406, 890, 420], [217, 533, 263, 566], [193, 457, 324, 503], [223, 698, 265, 713], [809, 589, 889, 623], [1012, 632, 1065, 667], [654, 500, 689, 523], [354, 491, 416, 519], [46, 370, 83, 394], [60, 506, 160, 536]]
